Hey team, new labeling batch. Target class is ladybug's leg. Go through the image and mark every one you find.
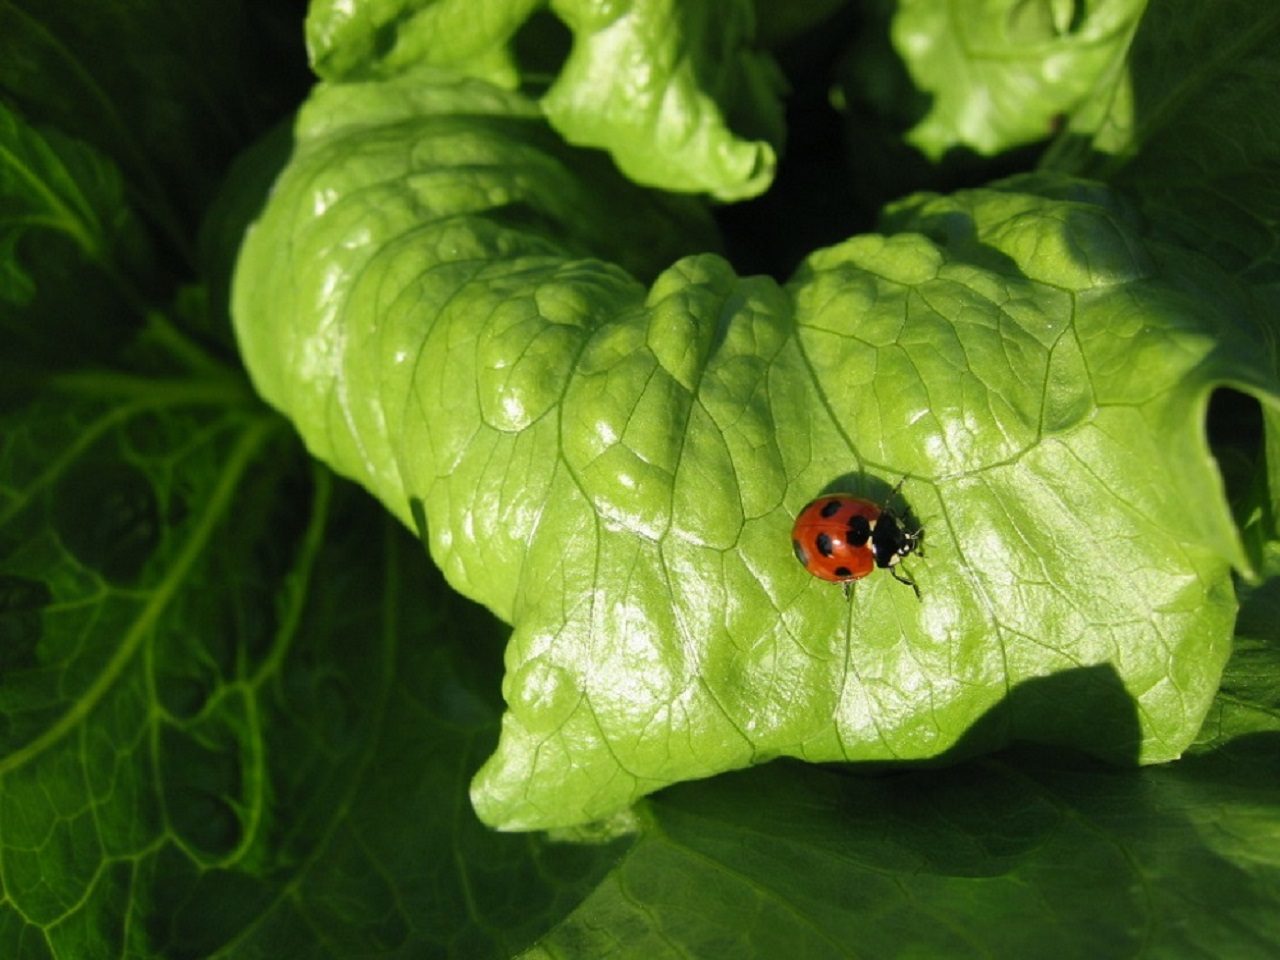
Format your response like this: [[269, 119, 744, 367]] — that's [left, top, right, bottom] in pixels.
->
[[891, 566, 922, 601]]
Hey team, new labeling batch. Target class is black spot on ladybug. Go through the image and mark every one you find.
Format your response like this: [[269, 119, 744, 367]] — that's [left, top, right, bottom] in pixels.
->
[[792, 540, 808, 565], [847, 514, 872, 546], [819, 499, 842, 518], [834, 566, 853, 578], [815, 532, 834, 557]]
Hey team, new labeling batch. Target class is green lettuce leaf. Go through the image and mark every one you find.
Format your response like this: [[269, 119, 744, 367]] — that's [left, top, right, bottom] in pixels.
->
[[1044, 0, 1280, 566], [526, 742, 1280, 958], [0, 84, 617, 934], [530, 577, 1280, 958], [1046, 0, 1280, 289], [4, 0, 1280, 954], [0, 377, 617, 953], [304, 0, 787, 200], [306, 0, 541, 87], [1, 5, 622, 953], [232, 68, 1276, 830], [886, 0, 1147, 159], [540, 0, 784, 200]]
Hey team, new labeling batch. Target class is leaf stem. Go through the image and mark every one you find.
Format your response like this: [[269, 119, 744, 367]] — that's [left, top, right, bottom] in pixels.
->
[[141, 309, 236, 377], [46, 367, 255, 406]]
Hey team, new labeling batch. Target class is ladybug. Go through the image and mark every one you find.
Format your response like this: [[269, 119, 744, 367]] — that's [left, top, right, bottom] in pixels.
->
[[791, 482, 923, 599]]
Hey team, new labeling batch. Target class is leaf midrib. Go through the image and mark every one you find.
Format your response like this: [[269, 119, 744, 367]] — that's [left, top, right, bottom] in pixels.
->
[[0, 413, 278, 776]]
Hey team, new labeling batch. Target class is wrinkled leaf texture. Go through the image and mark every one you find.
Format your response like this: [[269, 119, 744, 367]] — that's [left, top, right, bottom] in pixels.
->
[[3, 0, 1280, 956], [891, 0, 1148, 159], [233, 69, 1277, 830], [306, 0, 786, 200], [0, 89, 616, 952], [1, 3, 619, 955]]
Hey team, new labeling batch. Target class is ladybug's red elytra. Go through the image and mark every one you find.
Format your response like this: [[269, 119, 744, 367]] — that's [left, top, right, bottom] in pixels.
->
[[791, 483, 923, 600]]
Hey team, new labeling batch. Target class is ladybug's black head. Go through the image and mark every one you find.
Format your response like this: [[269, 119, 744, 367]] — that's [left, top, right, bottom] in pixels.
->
[[870, 511, 923, 568]]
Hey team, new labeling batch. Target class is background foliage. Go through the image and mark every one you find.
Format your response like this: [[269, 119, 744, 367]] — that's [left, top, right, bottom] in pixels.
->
[[1, 0, 1278, 957]]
